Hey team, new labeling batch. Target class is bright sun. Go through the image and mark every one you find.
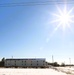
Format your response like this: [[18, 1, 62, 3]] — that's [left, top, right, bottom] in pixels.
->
[[52, 5, 74, 31]]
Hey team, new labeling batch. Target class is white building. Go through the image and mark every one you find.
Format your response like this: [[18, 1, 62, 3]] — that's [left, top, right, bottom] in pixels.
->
[[4, 58, 48, 68]]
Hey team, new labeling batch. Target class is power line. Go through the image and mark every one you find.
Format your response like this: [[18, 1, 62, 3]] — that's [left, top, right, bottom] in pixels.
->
[[0, 1, 74, 7]]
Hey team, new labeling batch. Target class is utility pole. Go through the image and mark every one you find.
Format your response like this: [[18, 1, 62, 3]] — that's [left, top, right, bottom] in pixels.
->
[[12, 56, 13, 59], [69, 58, 71, 68], [52, 55, 54, 63]]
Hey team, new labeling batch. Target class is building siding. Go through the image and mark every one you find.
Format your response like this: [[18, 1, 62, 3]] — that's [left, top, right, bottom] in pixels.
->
[[4, 58, 48, 68]]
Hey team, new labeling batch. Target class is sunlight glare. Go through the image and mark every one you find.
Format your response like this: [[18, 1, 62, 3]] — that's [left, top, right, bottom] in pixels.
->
[[51, 5, 74, 31]]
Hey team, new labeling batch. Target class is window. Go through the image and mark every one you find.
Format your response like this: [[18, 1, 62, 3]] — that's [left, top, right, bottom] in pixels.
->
[[31, 64, 32, 65], [43, 61, 45, 62], [43, 64, 44, 65], [37, 64, 38, 65]]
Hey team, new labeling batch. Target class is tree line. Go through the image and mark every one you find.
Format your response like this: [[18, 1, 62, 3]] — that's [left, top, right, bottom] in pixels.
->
[[0, 58, 5, 67], [47, 62, 65, 67], [47, 62, 74, 67]]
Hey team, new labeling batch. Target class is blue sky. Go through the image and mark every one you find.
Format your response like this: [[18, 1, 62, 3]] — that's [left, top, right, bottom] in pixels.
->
[[0, 0, 74, 64]]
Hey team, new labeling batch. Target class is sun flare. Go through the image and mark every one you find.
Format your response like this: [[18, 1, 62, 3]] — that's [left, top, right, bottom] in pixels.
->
[[51, 5, 74, 31]]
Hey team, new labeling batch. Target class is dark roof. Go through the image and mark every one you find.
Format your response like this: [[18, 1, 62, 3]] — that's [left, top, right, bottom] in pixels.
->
[[5, 58, 45, 60]]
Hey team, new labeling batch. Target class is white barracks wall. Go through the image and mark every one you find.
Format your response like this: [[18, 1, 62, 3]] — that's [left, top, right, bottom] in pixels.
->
[[4, 58, 48, 68]]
